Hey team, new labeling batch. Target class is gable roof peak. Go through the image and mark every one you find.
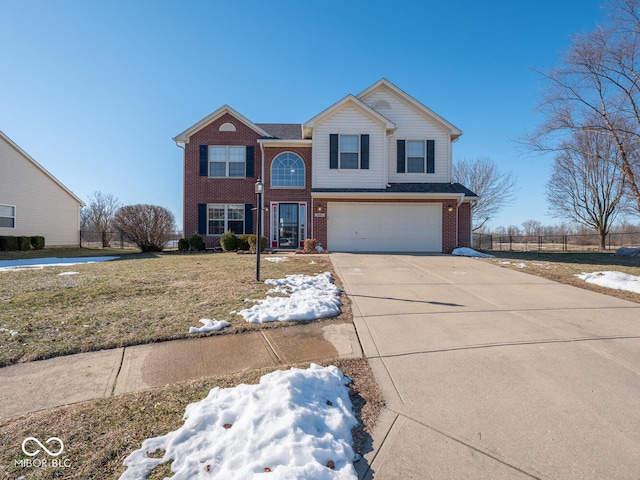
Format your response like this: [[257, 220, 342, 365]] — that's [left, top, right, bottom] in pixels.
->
[[173, 104, 271, 144]]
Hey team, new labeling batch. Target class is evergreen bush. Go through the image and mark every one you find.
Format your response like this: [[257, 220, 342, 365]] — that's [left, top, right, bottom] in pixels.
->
[[220, 230, 238, 251], [188, 233, 205, 251], [30, 236, 45, 250], [18, 236, 31, 251], [178, 238, 189, 251]]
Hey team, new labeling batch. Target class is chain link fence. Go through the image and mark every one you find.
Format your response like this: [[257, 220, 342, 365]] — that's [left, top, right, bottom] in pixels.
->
[[473, 232, 640, 252]]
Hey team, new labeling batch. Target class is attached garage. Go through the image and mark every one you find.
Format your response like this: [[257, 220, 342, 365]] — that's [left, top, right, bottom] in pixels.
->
[[327, 202, 442, 252]]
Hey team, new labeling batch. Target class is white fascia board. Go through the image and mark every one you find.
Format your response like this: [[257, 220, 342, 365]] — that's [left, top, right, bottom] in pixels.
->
[[257, 139, 312, 147], [304, 94, 396, 132], [357, 78, 463, 141], [311, 191, 468, 201], [0, 130, 85, 207], [173, 105, 272, 144]]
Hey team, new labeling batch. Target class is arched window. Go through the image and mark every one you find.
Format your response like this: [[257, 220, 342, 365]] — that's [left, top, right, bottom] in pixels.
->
[[271, 152, 305, 187]]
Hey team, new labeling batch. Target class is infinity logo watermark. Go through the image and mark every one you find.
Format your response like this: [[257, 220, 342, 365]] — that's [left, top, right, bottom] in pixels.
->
[[21, 437, 65, 457]]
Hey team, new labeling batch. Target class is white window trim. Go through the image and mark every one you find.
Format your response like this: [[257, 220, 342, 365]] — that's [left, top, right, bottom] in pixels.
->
[[0, 204, 16, 228], [405, 139, 426, 175], [339, 134, 361, 170], [270, 152, 306, 189], [207, 203, 245, 236], [208, 146, 246, 178]]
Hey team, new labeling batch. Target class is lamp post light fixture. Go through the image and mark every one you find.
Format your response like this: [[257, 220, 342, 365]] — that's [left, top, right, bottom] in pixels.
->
[[255, 178, 264, 281]]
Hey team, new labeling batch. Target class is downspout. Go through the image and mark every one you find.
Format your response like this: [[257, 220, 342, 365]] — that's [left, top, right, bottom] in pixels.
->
[[259, 141, 265, 238], [175, 141, 186, 236]]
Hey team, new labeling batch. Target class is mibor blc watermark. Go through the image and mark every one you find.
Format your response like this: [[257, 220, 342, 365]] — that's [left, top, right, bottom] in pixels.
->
[[15, 437, 72, 469]]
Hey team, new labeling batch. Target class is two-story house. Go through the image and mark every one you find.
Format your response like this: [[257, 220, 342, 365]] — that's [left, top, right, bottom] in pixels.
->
[[173, 79, 477, 253]]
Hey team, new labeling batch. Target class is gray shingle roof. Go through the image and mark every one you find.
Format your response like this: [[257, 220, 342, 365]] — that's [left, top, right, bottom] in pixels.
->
[[312, 182, 478, 197], [256, 123, 303, 140]]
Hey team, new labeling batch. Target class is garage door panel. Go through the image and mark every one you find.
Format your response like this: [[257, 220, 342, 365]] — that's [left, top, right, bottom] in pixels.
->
[[327, 203, 441, 252]]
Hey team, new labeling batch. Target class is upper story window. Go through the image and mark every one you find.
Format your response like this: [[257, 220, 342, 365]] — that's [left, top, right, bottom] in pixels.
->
[[271, 152, 305, 187], [397, 139, 435, 174], [0, 205, 15, 228], [209, 146, 246, 177], [330, 134, 369, 170]]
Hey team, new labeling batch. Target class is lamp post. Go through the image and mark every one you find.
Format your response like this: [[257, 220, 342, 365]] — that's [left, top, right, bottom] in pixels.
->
[[255, 178, 263, 282]]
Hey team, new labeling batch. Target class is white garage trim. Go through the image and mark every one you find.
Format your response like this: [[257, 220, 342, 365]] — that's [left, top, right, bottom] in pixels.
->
[[327, 202, 442, 252]]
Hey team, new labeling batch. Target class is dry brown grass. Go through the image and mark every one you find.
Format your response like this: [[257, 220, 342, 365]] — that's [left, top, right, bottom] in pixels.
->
[[0, 251, 343, 366], [0, 358, 382, 480], [488, 251, 640, 303]]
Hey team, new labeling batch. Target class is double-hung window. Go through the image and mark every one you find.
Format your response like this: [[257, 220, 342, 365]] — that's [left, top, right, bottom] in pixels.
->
[[339, 135, 360, 169], [0, 205, 15, 228], [407, 141, 426, 173], [209, 146, 246, 177], [397, 139, 435, 174], [329, 134, 369, 170], [208, 204, 244, 235]]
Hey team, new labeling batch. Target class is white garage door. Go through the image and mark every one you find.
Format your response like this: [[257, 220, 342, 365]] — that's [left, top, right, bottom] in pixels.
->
[[327, 203, 442, 252]]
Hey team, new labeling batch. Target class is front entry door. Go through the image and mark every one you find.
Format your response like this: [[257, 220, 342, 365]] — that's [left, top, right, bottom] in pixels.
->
[[278, 203, 299, 248]]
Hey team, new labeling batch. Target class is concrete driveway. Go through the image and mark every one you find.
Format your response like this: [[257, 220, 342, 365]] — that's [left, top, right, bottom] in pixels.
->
[[331, 253, 640, 480]]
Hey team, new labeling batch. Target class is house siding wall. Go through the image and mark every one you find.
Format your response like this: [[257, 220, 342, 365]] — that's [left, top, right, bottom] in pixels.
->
[[360, 86, 452, 183], [0, 137, 81, 246], [183, 113, 262, 248], [312, 106, 386, 189]]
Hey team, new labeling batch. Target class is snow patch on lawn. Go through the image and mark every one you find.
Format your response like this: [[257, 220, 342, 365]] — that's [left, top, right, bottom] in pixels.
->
[[189, 319, 231, 334], [451, 247, 495, 258], [265, 257, 287, 263], [238, 272, 342, 324], [575, 271, 640, 294], [0, 256, 119, 271], [120, 364, 358, 480]]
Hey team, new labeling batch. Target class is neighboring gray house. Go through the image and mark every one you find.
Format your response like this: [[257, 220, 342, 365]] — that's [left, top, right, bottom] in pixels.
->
[[0, 130, 85, 247]]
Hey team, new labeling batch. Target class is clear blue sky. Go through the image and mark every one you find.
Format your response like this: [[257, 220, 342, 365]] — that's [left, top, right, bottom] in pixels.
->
[[1, 0, 607, 231]]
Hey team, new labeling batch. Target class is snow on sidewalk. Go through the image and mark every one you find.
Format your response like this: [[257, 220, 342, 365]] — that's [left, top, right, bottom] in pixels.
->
[[119, 364, 358, 480]]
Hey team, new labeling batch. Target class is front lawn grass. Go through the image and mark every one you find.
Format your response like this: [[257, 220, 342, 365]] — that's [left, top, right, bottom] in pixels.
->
[[488, 251, 640, 303], [0, 358, 382, 480], [0, 251, 343, 367]]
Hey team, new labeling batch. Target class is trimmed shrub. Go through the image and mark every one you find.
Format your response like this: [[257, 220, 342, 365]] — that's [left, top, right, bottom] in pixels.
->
[[30, 236, 45, 250], [237, 234, 251, 251], [18, 236, 31, 251], [303, 238, 318, 253], [188, 233, 205, 251], [220, 230, 238, 251], [178, 238, 189, 252], [246, 234, 267, 253], [0, 236, 19, 251]]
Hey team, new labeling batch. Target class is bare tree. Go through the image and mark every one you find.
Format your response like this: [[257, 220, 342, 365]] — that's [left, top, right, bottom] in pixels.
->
[[530, 0, 640, 214], [521, 219, 543, 238], [453, 156, 517, 231], [81, 191, 120, 247], [546, 128, 627, 249], [113, 204, 176, 253]]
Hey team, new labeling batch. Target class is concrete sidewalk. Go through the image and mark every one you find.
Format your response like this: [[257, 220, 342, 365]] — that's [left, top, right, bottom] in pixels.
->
[[0, 319, 362, 420], [332, 253, 640, 480]]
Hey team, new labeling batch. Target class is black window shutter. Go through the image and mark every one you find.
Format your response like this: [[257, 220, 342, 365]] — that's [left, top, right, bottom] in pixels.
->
[[397, 140, 405, 173], [245, 204, 253, 234], [360, 134, 369, 169], [329, 134, 339, 169], [245, 146, 255, 178], [426, 140, 435, 173], [199, 145, 208, 176], [198, 203, 207, 234]]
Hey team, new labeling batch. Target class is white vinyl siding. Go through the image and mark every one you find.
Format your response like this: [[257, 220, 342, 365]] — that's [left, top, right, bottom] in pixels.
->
[[361, 87, 452, 183], [312, 106, 386, 189], [327, 203, 442, 252], [0, 136, 82, 246]]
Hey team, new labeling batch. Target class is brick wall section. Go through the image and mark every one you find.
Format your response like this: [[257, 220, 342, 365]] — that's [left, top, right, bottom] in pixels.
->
[[457, 202, 472, 248], [183, 113, 264, 248], [263, 146, 312, 247]]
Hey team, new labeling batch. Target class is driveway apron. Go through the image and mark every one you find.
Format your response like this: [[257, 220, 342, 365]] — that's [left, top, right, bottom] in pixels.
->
[[331, 253, 640, 480]]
